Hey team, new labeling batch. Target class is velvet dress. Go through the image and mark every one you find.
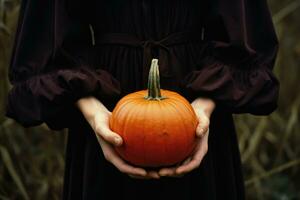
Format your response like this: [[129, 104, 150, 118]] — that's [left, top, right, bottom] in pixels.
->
[[5, 0, 280, 199]]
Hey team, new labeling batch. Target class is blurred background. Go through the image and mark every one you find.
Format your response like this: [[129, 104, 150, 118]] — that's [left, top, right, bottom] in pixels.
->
[[0, 0, 299, 199]]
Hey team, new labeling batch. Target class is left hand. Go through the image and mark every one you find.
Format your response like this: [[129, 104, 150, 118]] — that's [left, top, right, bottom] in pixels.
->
[[158, 97, 215, 177]]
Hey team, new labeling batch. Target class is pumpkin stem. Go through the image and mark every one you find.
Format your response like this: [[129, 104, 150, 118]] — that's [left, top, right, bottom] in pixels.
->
[[145, 59, 166, 100]]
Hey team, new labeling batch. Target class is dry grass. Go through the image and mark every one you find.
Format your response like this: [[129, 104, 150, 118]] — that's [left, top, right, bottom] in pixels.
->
[[0, 0, 299, 199]]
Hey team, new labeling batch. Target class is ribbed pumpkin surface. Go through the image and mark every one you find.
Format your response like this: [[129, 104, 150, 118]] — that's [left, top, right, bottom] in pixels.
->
[[109, 89, 198, 167]]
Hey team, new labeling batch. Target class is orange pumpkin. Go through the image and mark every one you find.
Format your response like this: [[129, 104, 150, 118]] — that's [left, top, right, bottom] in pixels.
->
[[109, 59, 198, 167]]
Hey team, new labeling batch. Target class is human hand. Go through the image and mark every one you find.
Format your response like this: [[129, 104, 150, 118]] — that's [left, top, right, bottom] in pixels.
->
[[158, 97, 215, 177], [76, 96, 160, 179]]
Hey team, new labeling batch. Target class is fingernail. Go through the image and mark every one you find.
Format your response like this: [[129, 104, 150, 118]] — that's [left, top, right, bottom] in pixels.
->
[[199, 128, 204, 134], [197, 128, 203, 137], [115, 137, 122, 145]]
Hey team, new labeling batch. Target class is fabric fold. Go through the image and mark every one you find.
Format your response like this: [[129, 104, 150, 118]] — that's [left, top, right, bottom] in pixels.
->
[[180, 43, 279, 115], [6, 62, 121, 130], [5, 0, 121, 130], [179, 0, 280, 115]]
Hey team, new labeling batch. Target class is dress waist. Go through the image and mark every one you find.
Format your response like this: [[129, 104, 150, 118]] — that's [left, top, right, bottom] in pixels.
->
[[94, 30, 204, 87]]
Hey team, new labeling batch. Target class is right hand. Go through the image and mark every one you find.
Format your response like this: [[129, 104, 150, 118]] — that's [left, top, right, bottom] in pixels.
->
[[76, 97, 160, 179]]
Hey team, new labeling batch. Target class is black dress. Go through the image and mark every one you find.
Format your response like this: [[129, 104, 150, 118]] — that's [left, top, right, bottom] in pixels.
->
[[5, 0, 280, 199]]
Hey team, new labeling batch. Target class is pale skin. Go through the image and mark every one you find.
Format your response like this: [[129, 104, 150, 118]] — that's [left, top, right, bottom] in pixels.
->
[[76, 96, 215, 179]]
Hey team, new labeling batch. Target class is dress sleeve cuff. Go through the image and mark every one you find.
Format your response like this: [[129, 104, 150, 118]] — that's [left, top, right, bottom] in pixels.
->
[[180, 55, 279, 115], [5, 66, 121, 130]]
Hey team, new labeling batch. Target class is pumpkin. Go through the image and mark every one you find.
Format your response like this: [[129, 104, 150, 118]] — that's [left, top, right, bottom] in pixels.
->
[[109, 59, 198, 167]]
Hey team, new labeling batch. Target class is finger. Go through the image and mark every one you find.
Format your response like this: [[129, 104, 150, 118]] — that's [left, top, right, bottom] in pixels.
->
[[164, 157, 191, 177], [159, 166, 177, 176], [196, 115, 210, 137], [176, 145, 208, 174], [176, 159, 201, 174], [129, 171, 160, 179], [95, 125, 123, 146], [97, 136, 147, 177], [158, 155, 193, 177], [162, 165, 186, 178], [182, 156, 192, 165], [110, 155, 147, 177], [147, 171, 160, 179], [160, 171, 185, 178]]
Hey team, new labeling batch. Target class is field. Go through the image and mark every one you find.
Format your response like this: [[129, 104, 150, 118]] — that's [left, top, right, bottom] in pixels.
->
[[0, 0, 299, 199]]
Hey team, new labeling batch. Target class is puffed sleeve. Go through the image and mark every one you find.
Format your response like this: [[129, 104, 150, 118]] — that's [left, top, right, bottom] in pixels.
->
[[181, 0, 280, 115], [5, 0, 121, 130]]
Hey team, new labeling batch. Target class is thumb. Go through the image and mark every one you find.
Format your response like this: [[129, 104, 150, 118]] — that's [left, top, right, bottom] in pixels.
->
[[95, 124, 123, 146], [195, 113, 210, 137]]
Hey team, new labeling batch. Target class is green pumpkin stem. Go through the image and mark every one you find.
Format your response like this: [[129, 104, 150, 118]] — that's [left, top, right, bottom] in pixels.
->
[[145, 59, 166, 100]]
